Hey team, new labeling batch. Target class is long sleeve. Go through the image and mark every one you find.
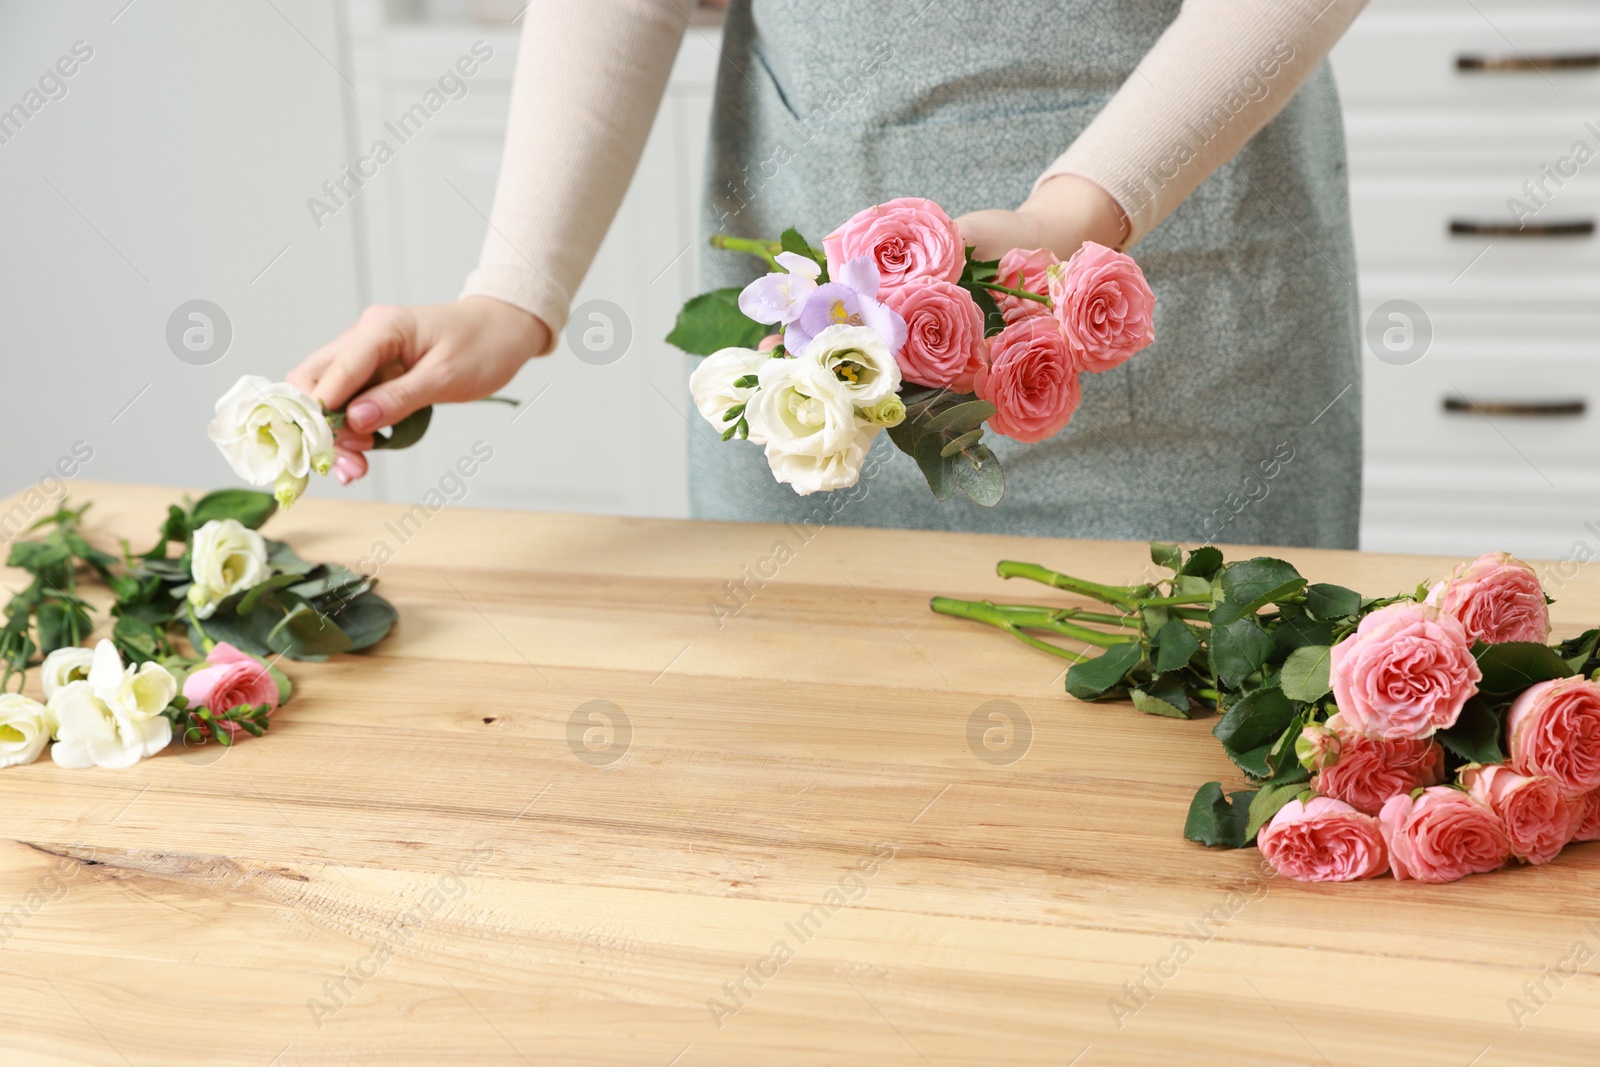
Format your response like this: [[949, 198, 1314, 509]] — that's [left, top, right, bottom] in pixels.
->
[[460, 0, 687, 348], [1038, 0, 1369, 248]]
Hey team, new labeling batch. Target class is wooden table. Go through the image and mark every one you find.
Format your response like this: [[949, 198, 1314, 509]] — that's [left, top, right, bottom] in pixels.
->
[[2, 482, 1597, 1066]]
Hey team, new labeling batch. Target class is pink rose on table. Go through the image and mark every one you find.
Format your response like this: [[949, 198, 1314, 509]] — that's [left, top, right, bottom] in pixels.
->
[[993, 247, 1058, 324], [1425, 552, 1550, 646], [1460, 764, 1578, 865], [181, 642, 280, 735], [1571, 789, 1600, 843], [882, 278, 987, 392], [1312, 713, 1445, 816], [1046, 241, 1156, 374], [1328, 603, 1481, 740], [1505, 677, 1600, 795], [822, 197, 964, 296], [1257, 796, 1389, 882], [973, 317, 1082, 444], [1380, 786, 1511, 883]]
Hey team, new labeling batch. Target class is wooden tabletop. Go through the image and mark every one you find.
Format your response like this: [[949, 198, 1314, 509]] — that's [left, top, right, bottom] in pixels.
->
[[2, 481, 1597, 1066]]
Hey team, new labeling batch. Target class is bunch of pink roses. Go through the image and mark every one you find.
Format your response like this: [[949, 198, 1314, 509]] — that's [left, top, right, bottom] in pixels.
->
[[673, 197, 1156, 504]]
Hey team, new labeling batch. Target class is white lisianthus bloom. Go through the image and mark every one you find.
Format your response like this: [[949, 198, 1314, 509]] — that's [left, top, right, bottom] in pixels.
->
[[48, 680, 171, 770], [208, 375, 336, 507], [0, 693, 53, 768], [746, 356, 878, 495], [793, 323, 901, 407], [40, 645, 96, 699], [85, 639, 177, 723], [689, 346, 769, 443], [187, 518, 270, 619]]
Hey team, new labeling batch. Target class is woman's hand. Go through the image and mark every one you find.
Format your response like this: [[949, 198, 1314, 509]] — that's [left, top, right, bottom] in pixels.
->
[[955, 173, 1130, 262], [286, 296, 550, 484]]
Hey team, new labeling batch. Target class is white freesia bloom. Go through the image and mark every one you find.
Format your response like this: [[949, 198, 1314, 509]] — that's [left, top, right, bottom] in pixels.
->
[[187, 518, 270, 619], [48, 680, 171, 770], [0, 693, 52, 768], [208, 375, 335, 507], [689, 346, 770, 444], [746, 356, 879, 495], [85, 639, 177, 723], [795, 323, 902, 408], [40, 645, 96, 699]]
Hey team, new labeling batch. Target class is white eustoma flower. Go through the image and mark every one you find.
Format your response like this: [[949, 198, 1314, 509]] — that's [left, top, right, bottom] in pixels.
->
[[208, 375, 336, 507], [796, 323, 902, 408], [48, 680, 171, 770], [737, 252, 822, 325], [689, 346, 770, 444], [187, 518, 270, 620], [84, 639, 177, 723], [40, 645, 96, 699], [746, 356, 878, 495], [0, 693, 52, 768]]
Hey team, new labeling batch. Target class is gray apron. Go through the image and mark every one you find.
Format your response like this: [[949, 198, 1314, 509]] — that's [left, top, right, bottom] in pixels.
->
[[690, 1, 1362, 550]]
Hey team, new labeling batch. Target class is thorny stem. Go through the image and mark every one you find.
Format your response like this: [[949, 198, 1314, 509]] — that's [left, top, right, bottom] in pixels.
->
[[976, 280, 1051, 304]]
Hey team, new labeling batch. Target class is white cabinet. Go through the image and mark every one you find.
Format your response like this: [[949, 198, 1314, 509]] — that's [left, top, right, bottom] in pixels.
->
[[1331, 0, 1600, 558]]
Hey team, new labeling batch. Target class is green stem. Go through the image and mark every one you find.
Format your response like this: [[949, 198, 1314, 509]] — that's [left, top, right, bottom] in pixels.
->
[[710, 234, 783, 269], [1138, 594, 1214, 607], [976, 604, 1138, 647], [930, 597, 1100, 662], [995, 561, 1139, 608], [976, 280, 1051, 305], [186, 603, 215, 654]]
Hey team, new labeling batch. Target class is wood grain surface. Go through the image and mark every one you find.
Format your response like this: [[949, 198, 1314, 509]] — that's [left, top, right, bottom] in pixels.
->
[[1, 482, 1597, 1066]]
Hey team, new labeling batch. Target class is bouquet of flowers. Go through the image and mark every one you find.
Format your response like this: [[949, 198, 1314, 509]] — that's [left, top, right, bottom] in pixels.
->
[[668, 198, 1156, 504], [934, 546, 1600, 884]]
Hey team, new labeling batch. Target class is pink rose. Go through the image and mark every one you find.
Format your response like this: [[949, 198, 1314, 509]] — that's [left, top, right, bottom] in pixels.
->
[[1312, 713, 1445, 816], [1506, 677, 1600, 795], [1329, 603, 1481, 740], [1460, 764, 1578, 865], [1257, 796, 1389, 882], [881, 278, 987, 392], [972, 317, 1082, 444], [993, 247, 1058, 324], [1425, 552, 1551, 646], [1046, 241, 1155, 374], [822, 197, 965, 296], [1379, 786, 1511, 883], [181, 641, 280, 735], [1572, 789, 1600, 843]]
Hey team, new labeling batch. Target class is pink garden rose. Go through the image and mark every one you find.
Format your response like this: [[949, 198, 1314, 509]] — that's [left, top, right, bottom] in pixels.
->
[[1425, 552, 1550, 646], [1460, 764, 1579, 865], [1380, 787, 1511, 883], [1046, 241, 1156, 374], [993, 247, 1058, 324], [182, 641, 280, 735], [822, 197, 964, 296], [1571, 789, 1600, 843], [1506, 677, 1600, 795], [1257, 796, 1389, 882], [882, 278, 987, 392], [1329, 603, 1481, 740], [1312, 713, 1445, 816], [973, 317, 1082, 444]]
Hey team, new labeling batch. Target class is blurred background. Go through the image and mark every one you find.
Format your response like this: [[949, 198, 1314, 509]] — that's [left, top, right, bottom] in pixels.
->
[[1, 0, 1597, 558]]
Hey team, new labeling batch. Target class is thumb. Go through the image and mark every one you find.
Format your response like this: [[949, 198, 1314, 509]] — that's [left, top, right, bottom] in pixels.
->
[[345, 360, 447, 433]]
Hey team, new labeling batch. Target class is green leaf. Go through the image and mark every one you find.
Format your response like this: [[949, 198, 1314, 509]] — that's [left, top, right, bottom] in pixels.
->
[[1474, 641, 1574, 696], [1183, 782, 1255, 848], [1153, 618, 1201, 674], [370, 405, 433, 451], [1245, 779, 1307, 841], [268, 601, 353, 658], [1180, 546, 1224, 580], [923, 400, 996, 436], [1210, 616, 1276, 688], [1279, 645, 1333, 702], [111, 615, 166, 664], [322, 590, 398, 652], [1305, 583, 1362, 621], [1217, 558, 1307, 624], [952, 443, 1004, 507], [1225, 741, 1274, 779], [1438, 697, 1503, 764], [188, 489, 278, 530], [7, 539, 71, 571], [888, 391, 1004, 507], [1555, 628, 1600, 674], [265, 540, 318, 576], [237, 573, 306, 616], [1272, 617, 1334, 656], [1214, 687, 1298, 753], [1131, 688, 1190, 718], [666, 287, 768, 355], [1064, 641, 1143, 700], [1149, 542, 1183, 572]]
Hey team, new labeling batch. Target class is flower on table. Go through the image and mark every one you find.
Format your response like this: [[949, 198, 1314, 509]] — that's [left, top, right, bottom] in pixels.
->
[[182, 642, 281, 737], [39, 645, 96, 699], [1460, 763, 1578, 866], [1256, 796, 1389, 882], [1047, 242, 1156, 375], [45, 640, 176, 770], [1328, 603, 1480, 740], [1308, 713, 1445, 816], [1505, 676, 1600, 796], [781, 256, 907, 360], [0, 693, 53, 768], [973, 316, 1082, 444], [1379, 786, 1511, 883], [1572, 789, 1600, 843], [882, 278, 988, 392], [822, 196, 965, 296], [1425, 551, 1551, 646], [187, 518, 270, 620], [208, 375, 336, 508]]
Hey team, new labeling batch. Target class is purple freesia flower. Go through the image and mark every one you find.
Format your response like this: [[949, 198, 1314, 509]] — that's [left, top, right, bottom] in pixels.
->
[[784, 255, 907, 358], [738, 251, 821, 325]]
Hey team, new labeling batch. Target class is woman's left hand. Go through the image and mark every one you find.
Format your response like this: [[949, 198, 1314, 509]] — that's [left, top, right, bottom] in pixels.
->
[[955, 173, 1130, 261]]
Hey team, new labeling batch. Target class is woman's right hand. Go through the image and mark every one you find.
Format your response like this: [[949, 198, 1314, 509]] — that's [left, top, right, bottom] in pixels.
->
[[286, 296, 551, 484]]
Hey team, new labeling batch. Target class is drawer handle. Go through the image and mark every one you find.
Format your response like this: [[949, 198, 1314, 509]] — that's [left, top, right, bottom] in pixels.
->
[[1456, 53, 1600, 72], [1443, 397, 1587, 418], [1449, 218, 1596, 238]]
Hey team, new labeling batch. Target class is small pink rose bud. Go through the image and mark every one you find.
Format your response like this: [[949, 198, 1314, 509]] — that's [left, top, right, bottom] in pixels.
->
[[1296, 721, 1342, 772]]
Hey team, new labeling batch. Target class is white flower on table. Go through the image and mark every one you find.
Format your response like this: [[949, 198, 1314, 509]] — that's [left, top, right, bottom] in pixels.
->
[[47, 641, 176, 770], [0, 693, 53, 768], [207, 375, 336, 507], [187, 518, 270, 620], [39, 645, 95, 699]]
